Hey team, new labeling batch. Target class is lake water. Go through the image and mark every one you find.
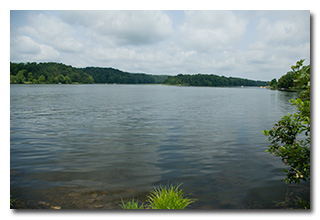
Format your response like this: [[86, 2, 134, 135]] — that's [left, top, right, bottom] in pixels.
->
[[10, 84, 310, 209]]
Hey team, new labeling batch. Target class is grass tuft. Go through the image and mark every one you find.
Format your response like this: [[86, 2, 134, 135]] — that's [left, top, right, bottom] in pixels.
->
[[120, 184, 195, 210], [147, 184, 195, 209], [10, 195, 15, 208], [120, 198, 145, 209]]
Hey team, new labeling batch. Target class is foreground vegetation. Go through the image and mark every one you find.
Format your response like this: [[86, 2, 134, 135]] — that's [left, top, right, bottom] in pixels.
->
[[120, 185, 195, 209], [266, 61, 308, 92], [263, 59, 310, 208]]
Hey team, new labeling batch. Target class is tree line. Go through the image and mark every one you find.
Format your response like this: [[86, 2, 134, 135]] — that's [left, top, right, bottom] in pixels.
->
[[10, 62, 94, 84], [82, 67, 168, 84], [163, 74, 267, 87], [10, 62, 168, 85], [10, 62, 267, 86]]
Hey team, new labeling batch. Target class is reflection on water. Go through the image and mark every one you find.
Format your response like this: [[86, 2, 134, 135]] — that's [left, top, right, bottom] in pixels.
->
[[10, 85, 309, 209]]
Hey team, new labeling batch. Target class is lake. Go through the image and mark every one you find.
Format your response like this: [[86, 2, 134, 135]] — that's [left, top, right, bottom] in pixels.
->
[[10, 84, 310, 209]]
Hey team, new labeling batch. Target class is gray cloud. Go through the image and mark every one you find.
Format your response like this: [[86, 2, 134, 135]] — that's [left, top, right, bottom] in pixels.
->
[[60, 10, 173, 46]]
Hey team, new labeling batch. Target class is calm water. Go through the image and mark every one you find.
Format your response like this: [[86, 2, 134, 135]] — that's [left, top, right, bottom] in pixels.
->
[[10, 84, 309, 209]]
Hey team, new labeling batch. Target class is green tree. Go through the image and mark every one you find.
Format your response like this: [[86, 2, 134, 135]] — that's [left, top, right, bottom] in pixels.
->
[[38, 75, 46, 84], [32, 79, 39, 84], [263, 59, 310, 184], [27, 72, 34, 82], [65, 76, 72, 84], [16, 70, 27, 83], [47, 75, 55, 84], [55, 74, 66, 84], [277, 72, 294, 90], [268, 78, 278, 89], [10, 75, 17, 84]]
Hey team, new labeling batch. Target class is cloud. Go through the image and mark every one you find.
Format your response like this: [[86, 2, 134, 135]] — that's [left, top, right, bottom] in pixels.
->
[[18, 13, 83, 53], [60, 10, 173, 46], [11, 35, 41, 54], [10, 10, 310, 81], [256, 13, 310, 47], [11, 35, 60, 62], [177, 11, 248, 52]]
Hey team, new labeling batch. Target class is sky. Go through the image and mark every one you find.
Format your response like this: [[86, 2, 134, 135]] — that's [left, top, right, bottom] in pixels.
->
[[2, 1, 320, 219], [10, 10, 310, 81]]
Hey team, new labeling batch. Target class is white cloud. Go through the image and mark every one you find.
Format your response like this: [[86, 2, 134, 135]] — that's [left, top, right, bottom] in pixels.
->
[[243, 11, 310, 78], [177, 11, 248, 52], [11, 35, 41, 54], [11, 35, 60, 62], [256, 15, 309, 47], [18, 13, 82, 53], [36, 45, 61, 60]]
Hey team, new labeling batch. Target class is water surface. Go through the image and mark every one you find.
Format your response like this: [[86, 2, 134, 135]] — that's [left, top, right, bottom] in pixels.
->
[[10, 84, 309, 209]]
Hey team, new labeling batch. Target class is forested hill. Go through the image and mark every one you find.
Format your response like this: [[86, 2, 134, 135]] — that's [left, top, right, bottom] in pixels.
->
[[82, 67, 168, 84], [10, 62, 168, 84], [163, 74, 267, 87], [10, 62, 267, 86], [10, 62, 94, 84]]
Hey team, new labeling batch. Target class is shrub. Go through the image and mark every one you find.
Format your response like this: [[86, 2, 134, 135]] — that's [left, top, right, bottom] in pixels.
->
[[263, 59, 310, 184]]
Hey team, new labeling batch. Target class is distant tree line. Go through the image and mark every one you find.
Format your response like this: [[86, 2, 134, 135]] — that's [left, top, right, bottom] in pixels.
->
[[10, 62, 94, 84], [10, 62, 267, 87], [163, 74, 267, 87], [10, 62, 168, 85], [82, 67, 168, 84]]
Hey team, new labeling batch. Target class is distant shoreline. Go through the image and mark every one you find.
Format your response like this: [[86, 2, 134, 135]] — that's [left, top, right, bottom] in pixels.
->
[[10, 62, 267, 87]]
